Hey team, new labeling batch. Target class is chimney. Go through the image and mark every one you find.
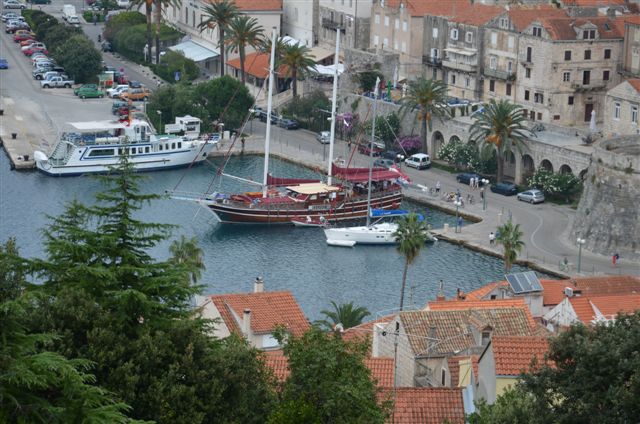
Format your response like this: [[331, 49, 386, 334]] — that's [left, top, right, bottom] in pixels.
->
[[427, 325, 437, 351], [254, 277, 264, 293], [242, 309, 252, 337], [436, 280, 446, 301]]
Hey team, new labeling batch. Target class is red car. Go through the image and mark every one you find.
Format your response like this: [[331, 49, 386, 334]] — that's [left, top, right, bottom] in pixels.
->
[[357, 141, 385, 157], [23, 47, 48, 56], [14, 32, 35, 42], [20, 38, 37, 47]]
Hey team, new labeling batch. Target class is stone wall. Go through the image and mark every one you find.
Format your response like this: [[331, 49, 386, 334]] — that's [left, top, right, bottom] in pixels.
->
[[572, 136, 640, 260]]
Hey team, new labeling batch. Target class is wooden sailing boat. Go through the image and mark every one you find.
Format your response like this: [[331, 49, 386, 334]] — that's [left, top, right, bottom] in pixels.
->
[[184, 28, 403, 224]]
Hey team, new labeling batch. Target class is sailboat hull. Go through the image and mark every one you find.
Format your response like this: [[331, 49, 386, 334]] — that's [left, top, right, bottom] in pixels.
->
[[203, 191, 403, 224]]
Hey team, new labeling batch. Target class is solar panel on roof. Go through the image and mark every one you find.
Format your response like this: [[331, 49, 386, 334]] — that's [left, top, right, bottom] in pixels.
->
[[505, 271, 542, 294]]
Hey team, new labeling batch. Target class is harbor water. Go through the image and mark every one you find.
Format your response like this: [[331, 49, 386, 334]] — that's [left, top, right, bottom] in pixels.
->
[[0, 154, 540, 320]]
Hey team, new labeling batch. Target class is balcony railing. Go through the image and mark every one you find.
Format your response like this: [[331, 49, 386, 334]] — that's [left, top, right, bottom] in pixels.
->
[[571, 81, 607, 91], [442, 59, 477, 73], [422, 56, 442, 66], [484, 68, 515, 81], [322, 18, 346, 33]]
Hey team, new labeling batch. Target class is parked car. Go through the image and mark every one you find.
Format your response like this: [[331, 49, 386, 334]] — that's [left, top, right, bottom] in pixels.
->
[[106, 84, 129, 98], [358, 140, 385, 156], [74, 84, 98, 96], [76, 86, 104, 99], [14, 32, 35, 42], [405, 153, 431, 170], [257, 110, 278, 123], [23, 46, 48, 56], [41, 76, 74, 88], [34, 69, 66, 80], [28, 0, 52, 4], [316, 131, 330, 144], [128, 80, 142, 88], [0, 58, 8, 69], [382, 149, 404, 162], [116, 0, 129, 7], [490, 182, 518, 196], [278, 118, 299, 130], [111, 100, 128, 114], [3, 0, 26, 9], [21, 41, 45, 52], [456, 172, 486, 186], [101, 41, 112, 52], [373, 158, 395, 169], [2, 12, 19, 22], [6, 21, 29, 33], [119, 87, 151, 101], [516, 189, 545, 204]]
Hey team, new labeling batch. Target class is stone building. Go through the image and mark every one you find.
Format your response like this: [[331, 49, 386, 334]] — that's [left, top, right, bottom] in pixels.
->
[[442, 4, 504, 101], [317, 0, 370, 50], [482, 7, 569, 103], [620, 15, 640, 77], [282, 0, 318, 47], [165, 0, 282, 76], [572, 136, 640, 261], [604, 78, 640, 137], [516, 16, 623, 127]]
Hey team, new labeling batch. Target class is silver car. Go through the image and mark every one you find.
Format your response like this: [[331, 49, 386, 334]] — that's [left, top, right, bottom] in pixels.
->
[[316, 131, 330, 144], [517, 189, 545, 204]]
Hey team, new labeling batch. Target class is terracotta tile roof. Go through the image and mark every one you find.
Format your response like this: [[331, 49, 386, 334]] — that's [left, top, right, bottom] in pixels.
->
[[262, 350, 289, 382], [365, 357, 395, 388], [427, 298, 537, 330], [562, 0, 626, 6], [234, 0, 282, 11], [570, 294, 640, 323], [505, 7, 569, 32], [624, 15, 640, 26], [385, 0, 472, 18], [461, 281, 509, 301], [210, 290, 310, 337], [261, 351, 394, 388], [226, 51, 289, 79], [538, 16, 624, 40], [385, 387, 465, 424], [541, 275, 640, 306], [400, 306, 534, 357], [447, 355, 478, 386], [342, 315, 393, 345], [491, 336, 550, 376], [449, 4, 505, 26], [627, 78, 640, 92]]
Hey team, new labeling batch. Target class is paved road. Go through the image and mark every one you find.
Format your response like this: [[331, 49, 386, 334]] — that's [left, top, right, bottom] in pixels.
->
[[235, 121, 639, 277]]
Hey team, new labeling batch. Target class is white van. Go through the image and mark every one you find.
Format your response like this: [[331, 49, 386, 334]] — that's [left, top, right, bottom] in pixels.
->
[[405, 153, 431, 170], [62, 4, 76, 21]]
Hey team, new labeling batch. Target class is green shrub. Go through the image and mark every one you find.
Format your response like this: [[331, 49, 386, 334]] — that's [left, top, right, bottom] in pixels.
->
[[150, 51, 199, 83], [43, 24, 82, 52], [527, 168, 582, 202], [356, 70, 383, 92], [104, 11, 146, 42], [112, 24, 147, 63], [83, 11, 106, 22]]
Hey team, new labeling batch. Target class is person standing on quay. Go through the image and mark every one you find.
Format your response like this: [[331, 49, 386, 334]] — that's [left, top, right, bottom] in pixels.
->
[[489, 232, 495, 245]]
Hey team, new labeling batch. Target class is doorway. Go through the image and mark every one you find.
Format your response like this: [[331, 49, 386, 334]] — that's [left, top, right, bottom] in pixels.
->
[[584, 103, 593, 122]]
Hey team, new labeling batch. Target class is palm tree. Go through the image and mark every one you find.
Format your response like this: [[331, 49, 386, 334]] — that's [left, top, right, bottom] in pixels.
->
[[169, 235, 205, 284], [400, 77, 449, 153], [131, 0, 153, 61], [154, 0, 181, 64], [495, 221, 525, 273], [393, 213, 427, 311], [280, 43, 316, 97], [469, 99, 532, 182], [223, 15, 264, 84], [317, 301, 371, 331], [198, 0, 239, 77]]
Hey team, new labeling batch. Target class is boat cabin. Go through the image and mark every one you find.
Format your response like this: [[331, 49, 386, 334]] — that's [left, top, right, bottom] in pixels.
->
[[286, 183, 341, 201]]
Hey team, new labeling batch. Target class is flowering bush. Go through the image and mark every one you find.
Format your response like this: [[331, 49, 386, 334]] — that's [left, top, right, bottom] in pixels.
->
[[438, 140, 496, 174], [528, 168, 582, 200], [395, 136, 422, 154]]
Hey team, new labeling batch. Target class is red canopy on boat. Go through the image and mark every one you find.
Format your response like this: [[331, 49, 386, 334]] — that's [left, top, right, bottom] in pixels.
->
[[331, 163, 407, 183], [267, 174, 320, 186]]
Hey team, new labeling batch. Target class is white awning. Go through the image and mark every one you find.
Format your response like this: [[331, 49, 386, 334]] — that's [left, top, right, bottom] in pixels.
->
[[69, 121, 127, 131], [286, 183, 340, 195], [444, 47, 476, 56], [169, 40, 219, 62], [313, 63, 345, 76]]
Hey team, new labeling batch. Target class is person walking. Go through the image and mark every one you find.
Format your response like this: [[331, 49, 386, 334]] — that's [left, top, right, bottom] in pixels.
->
[[613, 252, 620, 266], [489, 232, 495, 245], [93, 13, 98, 25], [480, 187, 484, 199], [435, 181, 441, 194]]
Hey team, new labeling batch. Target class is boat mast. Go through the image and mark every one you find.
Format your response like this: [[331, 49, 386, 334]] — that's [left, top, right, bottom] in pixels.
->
[[327, 28, 340, 186], [262, 27, 278, 198], [366, 77, 380, 227]]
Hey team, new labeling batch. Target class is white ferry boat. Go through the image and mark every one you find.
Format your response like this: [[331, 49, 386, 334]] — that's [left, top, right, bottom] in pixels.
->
[[33, 115, 217, 176]]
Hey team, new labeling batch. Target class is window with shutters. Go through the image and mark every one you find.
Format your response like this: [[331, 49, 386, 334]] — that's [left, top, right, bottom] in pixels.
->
[[491, 32, 497, 46], [584, 50, 591, 60], [563, 72, 570, 82], [451, 29, 458, 40], [465, 31, 473, 43]]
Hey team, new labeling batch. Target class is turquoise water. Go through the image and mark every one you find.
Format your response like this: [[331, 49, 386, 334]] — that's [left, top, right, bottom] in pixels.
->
[[0, 154, 539, 320]]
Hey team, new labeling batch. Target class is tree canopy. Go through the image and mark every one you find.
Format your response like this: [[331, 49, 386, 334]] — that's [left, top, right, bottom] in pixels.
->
[[470, 312, 640, 423], [53, 35, 103, 83]]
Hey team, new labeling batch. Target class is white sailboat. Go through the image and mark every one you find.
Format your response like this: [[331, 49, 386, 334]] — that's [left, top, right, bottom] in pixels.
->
[[324, 81, 436, 246]]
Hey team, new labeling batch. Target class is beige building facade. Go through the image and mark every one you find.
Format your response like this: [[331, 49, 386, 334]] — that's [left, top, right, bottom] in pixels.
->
[[603, 79, 640, 137]]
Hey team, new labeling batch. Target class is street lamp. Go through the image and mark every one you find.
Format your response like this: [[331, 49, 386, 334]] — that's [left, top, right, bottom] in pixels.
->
[[577, 238, 586, 273], [481, 179, 490, 210], [218, 122, 225, 139], [454, 200, 462, 233], [249, 108, 256, 134], [156, 110, 162, 134]]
